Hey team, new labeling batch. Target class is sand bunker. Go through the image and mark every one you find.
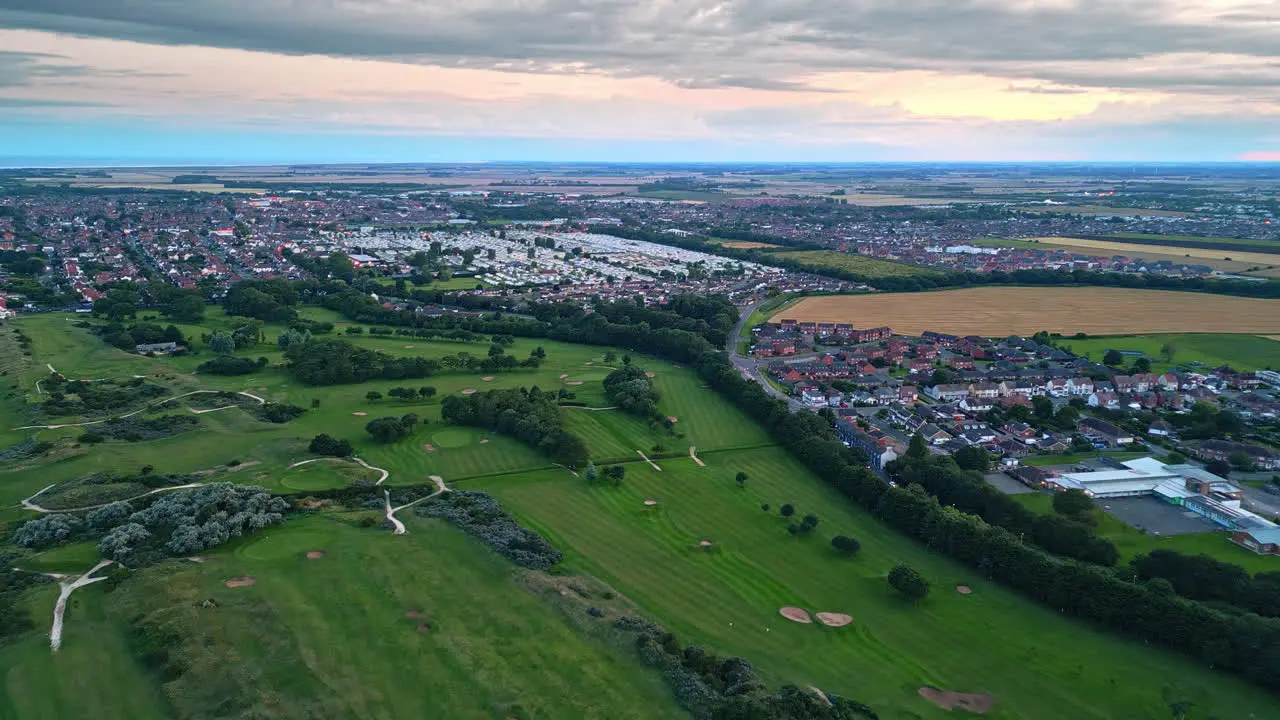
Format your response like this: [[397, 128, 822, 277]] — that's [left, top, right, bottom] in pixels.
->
[[305, 551, 325, 560], [816, 612, 853, 627], [461, 388, 477, 395], [257, 387, 267, 391], [559, 373, 569, 379], [404, 345, 415, 348], [423, 443, 437, 453], [224, 576, 256, 588], [482, 376, 495, 381], [480, 438, 489, 444], [779, 606, 812, 623], [957, 585, 973, 595], [643, 499, 659, 506], [667, 416, 679, 423], [645, 371, 655, 378], [352, 411, 368, 416], [188, 556, 207, 563], [918, 687, 994, 714], [565, 381, 584, 386], [699, 540, 713, 547], [405, 610, 421, 618], [584, 361, 594, 365]]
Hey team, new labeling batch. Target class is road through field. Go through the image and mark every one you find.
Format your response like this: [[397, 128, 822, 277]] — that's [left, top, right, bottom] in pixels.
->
[[780, 287, 1280, 337]]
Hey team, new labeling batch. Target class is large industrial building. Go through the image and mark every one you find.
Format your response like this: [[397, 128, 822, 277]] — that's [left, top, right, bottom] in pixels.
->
[[1046, 457, 1279, 555]]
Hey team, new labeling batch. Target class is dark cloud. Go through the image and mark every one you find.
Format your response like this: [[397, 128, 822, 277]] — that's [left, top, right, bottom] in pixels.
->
[[0, 1, 1277, 94]]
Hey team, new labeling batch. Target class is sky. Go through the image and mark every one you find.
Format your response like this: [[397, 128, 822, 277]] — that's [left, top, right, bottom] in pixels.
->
[[0, 0, 1278, 164]]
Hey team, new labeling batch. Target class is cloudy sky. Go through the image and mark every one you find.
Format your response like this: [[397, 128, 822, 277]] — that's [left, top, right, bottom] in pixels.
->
[[1, 0, 1278, 163]]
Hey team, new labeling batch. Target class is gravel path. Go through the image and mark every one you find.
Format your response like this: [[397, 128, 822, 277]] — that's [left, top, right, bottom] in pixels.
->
[[636, 450, 662, 471], [51, 559, 114, 651]]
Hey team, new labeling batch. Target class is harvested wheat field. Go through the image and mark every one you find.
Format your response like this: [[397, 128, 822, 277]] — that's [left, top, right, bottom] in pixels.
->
[[781, 287, 1280, 337], [1031, 237, 1280, 270]]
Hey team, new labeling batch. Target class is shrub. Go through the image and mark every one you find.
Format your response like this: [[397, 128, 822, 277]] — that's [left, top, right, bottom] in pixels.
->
[[309, 433, 354, 457], [415, 491, 562, 569], [14, 514, 83, 549], [831, 535, 861, 555], [888, 563, 929, 601], [80, 431, 106, 444], [256, 403, 305, 423]]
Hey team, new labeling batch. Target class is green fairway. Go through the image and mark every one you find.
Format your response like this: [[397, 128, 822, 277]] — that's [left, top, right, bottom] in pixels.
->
[[0, 516, 685, 720], [770, 250, 941, 279], [278, 459, 381, 491], [479, 448, 1280, 720], [1058, 333, 1280, 373]]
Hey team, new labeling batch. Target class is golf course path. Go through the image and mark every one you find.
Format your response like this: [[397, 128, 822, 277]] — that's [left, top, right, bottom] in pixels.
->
[[689, 446, 706, 467], [637, 450, 662, 471], [11, 390, 266, 430], [564, 405, 618, 411], [353, 457, 390, 485], [383, 477, 450, 535], [51, 559, 115, 651], [21, 483, 203, 514]]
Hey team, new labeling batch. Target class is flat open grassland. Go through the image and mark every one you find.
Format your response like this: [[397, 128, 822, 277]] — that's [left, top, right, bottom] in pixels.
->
[[1061, 333, 1280, 372], [771, 250, 941, 278], [711, 240, 779, 249], [480, 448, 1280, 720], [780, 287, 1280, 337]]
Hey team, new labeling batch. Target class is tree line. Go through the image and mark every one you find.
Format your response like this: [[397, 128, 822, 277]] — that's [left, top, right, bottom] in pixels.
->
[[440, 387, 588, 468]]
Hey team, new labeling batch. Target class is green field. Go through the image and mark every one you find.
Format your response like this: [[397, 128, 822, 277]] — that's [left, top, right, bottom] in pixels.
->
[[1106, 232, 1280, 249], [375, 276, 489, 292], [771, 250, 941, 279], [477, 449, 1279, 720], [4, 309, 1280, 719], [0, 516, 685, 720], [1059, 333, 1280, 373]]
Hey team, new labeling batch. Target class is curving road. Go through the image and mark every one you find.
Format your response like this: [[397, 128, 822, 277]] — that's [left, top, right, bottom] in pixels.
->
[[728, 302, 806, 411]]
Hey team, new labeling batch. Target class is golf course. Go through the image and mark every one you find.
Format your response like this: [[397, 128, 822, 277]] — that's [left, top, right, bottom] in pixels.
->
[[1, 306, 1276, 720]]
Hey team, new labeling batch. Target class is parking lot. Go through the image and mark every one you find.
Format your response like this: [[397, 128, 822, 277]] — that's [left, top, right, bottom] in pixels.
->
[[983, 472, 1037, 495], [1099, 497, 1220, 536]]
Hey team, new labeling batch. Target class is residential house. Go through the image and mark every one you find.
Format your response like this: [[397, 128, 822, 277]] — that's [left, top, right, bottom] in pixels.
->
[[918, 424, 952, 445], [1088, 391, 1121, 410], [1197, 440, 1279, 471], [1078, 417, 1135, 446], [927, 384, 971, 402], [1066, 377, 1095, 396]]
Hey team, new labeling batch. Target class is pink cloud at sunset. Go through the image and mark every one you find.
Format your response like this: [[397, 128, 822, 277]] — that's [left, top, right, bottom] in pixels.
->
[[1240, 151, 1280, 162]]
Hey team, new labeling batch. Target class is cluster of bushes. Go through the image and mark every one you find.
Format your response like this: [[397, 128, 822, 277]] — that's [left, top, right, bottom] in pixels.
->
[[414, 491, 562, 569], [11, 483, 287, 566], [614, 615, 878, 719], [95, 414, 201, 442], [256, 402, 305, 424], [365, 414, 419, 442], [441, 387, 587, 467], [308, 433, 354, 457], [39, 376, 168, 417], [197, 355, 267, 375], [222, 279, 298, 322], [94, 321, 186, 352], [0, 437, 52, 460], [284, 338, 441, 385], [603, 365, 661, 420], [1131, 549, 1280, 618]]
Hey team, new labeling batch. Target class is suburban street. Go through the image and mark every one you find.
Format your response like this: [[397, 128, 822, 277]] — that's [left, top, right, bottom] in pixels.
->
[[728, 301, 807, 410]]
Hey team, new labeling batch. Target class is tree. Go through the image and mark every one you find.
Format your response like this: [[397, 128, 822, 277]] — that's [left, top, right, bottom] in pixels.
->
[[831, 535, 861, 555], [1052, 489, 1095, 519], [953, 446, 990, 472], [584, 461, 598, 483], [309, 433, 353, 457], [1206, 458, 1232, 478], [277, 328, 311, 349], [887, 564, 929, 601], [365, 416, 411, 443], [387, 386, 416, 400], [603, 351, 618, 363], [208, 332, 235, 355], [1165, 451, 1187, 464], [735, 471, 748, 488], [365, 390, 383, 402], [419, 386, 438, 399], [1160, 342, 1178, 363], [606, 465, 626, 485], [1103, 349, 1123, 366], [1132, 357, 1152, 374], [1032, 394, 1054, 419], [780, 504, 795, 518], [906, 432, 928, 459], [1228, 451, 1257, 472]]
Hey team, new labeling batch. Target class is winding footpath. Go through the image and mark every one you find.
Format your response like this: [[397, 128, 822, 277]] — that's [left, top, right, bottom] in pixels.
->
[[689, 445, 706, 467], [22, 483, 204, 514], [50, 559, 115, 651], [11, 389, 267, 431], [383, 475, 449, 535], [287, 456, 390, 486]]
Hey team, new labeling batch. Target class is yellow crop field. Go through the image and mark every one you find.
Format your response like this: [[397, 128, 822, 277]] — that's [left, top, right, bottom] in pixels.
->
[[778, 287, 1280, 336], [1030, 237, 1280, 269]]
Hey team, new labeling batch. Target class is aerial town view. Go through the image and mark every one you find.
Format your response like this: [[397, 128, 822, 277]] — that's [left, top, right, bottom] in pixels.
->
[[2, 3, 1280, 720]]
